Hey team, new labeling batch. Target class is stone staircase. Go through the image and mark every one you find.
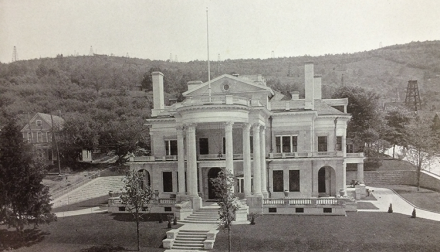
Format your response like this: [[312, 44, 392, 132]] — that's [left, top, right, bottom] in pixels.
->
[[179, 204, 220, 224], [51, 176, 124, 208], [171, 229, 208, 250]]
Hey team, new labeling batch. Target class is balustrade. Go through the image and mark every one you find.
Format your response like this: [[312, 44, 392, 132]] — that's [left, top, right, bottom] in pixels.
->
[[263, 197, 340, 206]]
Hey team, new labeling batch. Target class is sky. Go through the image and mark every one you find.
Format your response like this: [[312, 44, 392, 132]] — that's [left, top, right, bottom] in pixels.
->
[[1, 0, 440, 63]]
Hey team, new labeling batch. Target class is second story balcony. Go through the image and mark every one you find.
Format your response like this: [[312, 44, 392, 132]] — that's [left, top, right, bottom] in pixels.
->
[[130, 151, 364, 163]]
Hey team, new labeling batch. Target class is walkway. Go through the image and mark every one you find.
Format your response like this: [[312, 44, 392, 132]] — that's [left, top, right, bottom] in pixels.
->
[[357, 186, 440, 221]]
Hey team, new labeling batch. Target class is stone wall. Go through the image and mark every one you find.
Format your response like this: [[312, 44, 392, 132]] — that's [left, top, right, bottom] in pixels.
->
[[363, 170, 440, 192]]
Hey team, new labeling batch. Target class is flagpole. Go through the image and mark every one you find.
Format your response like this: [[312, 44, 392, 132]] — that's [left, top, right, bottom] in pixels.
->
[[207, 7, 212, 102]]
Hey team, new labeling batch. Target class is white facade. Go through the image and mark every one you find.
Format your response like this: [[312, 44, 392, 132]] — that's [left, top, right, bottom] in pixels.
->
[[130, 64, 364, 213]]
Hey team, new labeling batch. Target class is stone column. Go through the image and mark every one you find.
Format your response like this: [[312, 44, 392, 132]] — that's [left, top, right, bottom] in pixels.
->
[[242, 123, 252, 197], [357, 163, 364, 184], [225, 122, 234, 175], [260, 126, 268, 198], [186, 123, 202, 210], [252, 124, 262, 196], [186, 124, 198, 197], [177, 126, 186, 196]]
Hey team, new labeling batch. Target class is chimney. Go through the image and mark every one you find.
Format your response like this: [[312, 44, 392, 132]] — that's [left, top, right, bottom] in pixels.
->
[[314, 75, 322, 100], [152, 72, 164, 110], [187, 80, 203, 91], [304, 62, 314, 109]]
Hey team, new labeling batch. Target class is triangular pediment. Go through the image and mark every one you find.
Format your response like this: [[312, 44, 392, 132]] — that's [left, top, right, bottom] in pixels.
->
[[183, 74, 274, 97]]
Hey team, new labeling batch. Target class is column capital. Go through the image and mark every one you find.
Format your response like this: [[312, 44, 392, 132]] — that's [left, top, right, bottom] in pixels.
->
[[176, 125, 184, 131], [241, 123, 251, 130], [184, 123, 197, 131], [224, 121, 234, 127], [252, 123, 260, 130], [260, 125, 266, 131]]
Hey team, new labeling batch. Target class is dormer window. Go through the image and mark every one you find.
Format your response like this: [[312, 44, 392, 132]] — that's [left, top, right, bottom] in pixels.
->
[[36, 120, 42, 127]]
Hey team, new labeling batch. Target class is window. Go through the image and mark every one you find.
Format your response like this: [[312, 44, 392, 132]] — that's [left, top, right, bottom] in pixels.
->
[[250, 136, 253, 153], [289, 170, 300, 192], [273, 170, 284, 192], [199, 138, 209, 155], [318, 136, 327, 152], [36, 120, 42, 127], [222, 137, 226, 154], [275, 136, 297, 153], [336, 136, 342, 151], [347, 144, 354, 153], [163, 172, 173, 192], [165, 140, 177, 155], [237, 177, 244, 193]]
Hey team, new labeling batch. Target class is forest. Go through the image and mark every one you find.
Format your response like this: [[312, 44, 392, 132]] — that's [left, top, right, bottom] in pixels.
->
[[1, 40, 440, 167]]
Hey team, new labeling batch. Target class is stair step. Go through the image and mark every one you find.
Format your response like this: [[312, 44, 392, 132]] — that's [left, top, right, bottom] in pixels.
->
[[172, 245, 204, 249], [177, 234, 206, 237], [175, 239, 205, 243]]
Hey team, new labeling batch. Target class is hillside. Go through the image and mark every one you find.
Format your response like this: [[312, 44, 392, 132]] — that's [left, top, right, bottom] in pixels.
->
[[1, 40, 440, 127]]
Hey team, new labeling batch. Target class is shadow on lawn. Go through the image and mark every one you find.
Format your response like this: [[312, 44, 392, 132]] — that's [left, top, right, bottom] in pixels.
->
[[111, 213, 172, 222], [0, 228, 49, 251]]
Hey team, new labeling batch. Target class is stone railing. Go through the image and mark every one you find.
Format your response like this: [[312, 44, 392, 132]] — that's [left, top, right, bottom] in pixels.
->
[[263, 197, 342, 206], [130, 155, 177, 162], [158, 198, 177, 205], [178, 95, 251, 107], [346, 153, 365, 158]]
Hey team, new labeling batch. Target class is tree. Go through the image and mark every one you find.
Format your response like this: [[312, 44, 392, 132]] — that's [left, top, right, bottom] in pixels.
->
[[0, 118, 56, 232], [120, 170, 153, 251], [384, 109, 411, 158], [403, 115, 436, 191], [332, 86, 381, 153], [210, 169, 239, 252]]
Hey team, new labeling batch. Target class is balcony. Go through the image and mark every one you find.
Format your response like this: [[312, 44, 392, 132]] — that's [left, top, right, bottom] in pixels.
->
[[268, 152, 338, 159]]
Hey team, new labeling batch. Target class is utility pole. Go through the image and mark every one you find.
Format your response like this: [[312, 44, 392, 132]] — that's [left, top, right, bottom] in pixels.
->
[[50, 113, 61, 175]]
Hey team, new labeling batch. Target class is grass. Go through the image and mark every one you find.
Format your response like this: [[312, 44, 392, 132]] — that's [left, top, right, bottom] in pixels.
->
[[212, 213, 440, 252], [2, 212, 181, 252], [385, 185, 440, 213]]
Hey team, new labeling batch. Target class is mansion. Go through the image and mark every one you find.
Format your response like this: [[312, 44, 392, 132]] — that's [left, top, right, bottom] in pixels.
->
[[124, 62, 365, 215]]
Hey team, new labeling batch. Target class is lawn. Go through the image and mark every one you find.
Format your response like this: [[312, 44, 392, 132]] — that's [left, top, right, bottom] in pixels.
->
[[385, 185, 440, 213], [213, 212, 440, 252], [1, 213, 180, 252]]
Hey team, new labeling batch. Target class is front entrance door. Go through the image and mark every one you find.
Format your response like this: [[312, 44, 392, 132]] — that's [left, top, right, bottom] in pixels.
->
[[208, 167, 222, 199]]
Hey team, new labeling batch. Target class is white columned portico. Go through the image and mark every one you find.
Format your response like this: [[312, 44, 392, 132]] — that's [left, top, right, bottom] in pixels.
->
[[252, 124, 262, 196], [225, 122, 234, 175], [242, 123, 252, 197], [185, 123, 202, 210], [185, 124, 197, 196], [177, 126, 186, 196], [260, 126, 268, 198]]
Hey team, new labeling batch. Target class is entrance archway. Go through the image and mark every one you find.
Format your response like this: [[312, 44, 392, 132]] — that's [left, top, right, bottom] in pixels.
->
[[138, 169, 151, 190], [208, 167, 222, 199], [318, 166, 336, 196]]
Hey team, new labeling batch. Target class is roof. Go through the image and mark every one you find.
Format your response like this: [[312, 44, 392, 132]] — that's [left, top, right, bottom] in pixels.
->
[[182, 74, 274, 96], [314, 100, 345, 115], [21, 113, 65, 131]]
